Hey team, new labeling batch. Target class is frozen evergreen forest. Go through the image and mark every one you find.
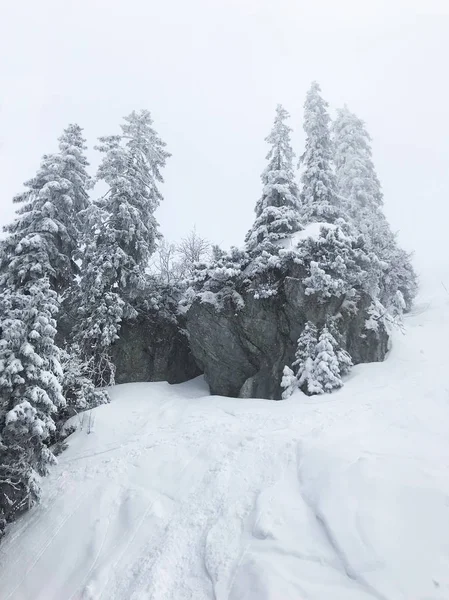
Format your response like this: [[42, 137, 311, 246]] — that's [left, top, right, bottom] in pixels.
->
[[0, 81, 417, 542], [8, 70, 449, 600], [2, 1, 449, 597]]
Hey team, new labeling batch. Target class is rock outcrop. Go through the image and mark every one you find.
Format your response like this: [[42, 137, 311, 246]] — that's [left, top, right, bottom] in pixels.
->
[[186, 262, 389, 399], [111, 314, 201, 385]]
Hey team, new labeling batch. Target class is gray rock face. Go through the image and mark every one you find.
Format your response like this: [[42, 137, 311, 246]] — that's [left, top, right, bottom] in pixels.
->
[[186, 266, 389, 400], [111, 315, 201, 385]]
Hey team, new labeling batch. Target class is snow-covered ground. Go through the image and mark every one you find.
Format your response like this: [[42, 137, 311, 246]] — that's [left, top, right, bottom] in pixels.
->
[[1, 274, 449, 600]]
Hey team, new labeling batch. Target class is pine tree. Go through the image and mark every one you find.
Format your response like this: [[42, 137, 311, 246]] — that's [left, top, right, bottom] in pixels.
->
[[282, 322, 352, 398], [294, 322, 318, 372], [296, 225, 378, 300], [1, 125, 92, 292], [74, 110, 170, 385], [245, 105, 301, 253], [0, 279, 65, 522], [211, 244, 226, 262], [281, 366, 298, 399], [332, 106, 417, 313], [295, 322, 322, 395], [333, 106, 389, 241], [56, 124, 93, 236], [300, 82, 340, 224], [95, 110, 170, 291], [311, 326, 344, 393], [281, 322, 320, 398], [0, 125, 92, 528], [333, 107, 382, 211], [379, 245, 418, 313], [327, 318, 353, 375], [60, 346, 108, 411]]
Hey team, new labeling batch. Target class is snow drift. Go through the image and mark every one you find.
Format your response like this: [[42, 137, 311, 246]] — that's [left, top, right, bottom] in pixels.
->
[[0, 278, 448, 600]]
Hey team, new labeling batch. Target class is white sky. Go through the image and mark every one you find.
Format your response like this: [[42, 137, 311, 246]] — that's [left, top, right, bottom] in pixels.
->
[[1, 0, 448, 279]]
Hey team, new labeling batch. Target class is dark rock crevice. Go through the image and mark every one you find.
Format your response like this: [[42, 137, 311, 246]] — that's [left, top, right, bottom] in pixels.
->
[[111, 314, 201, 385]]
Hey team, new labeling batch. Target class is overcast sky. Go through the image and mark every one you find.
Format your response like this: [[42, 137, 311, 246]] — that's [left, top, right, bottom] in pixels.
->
[[1, 0, 448, 280]]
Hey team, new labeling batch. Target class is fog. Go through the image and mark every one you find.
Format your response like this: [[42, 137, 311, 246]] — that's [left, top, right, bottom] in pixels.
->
[[1, 0, 448, 281]]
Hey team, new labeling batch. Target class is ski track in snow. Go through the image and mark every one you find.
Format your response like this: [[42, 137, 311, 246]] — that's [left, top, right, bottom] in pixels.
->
[[1, 278, 449, 599]]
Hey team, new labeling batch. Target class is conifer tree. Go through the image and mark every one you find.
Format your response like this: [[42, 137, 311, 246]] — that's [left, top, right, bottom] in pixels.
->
[[280, 366, 298, 399], [74, 110, 170, 385], [281, 322, 352, 398], [333, 106, 383, 228], [333, 106, 418, 312], [300, 82, 340, 224], [245, 104, 301, 253], [380, 245, 418, 313], [281, 322, 320, 398], [333, 105, 393, 256], [0, 279, 65, 522], [1, 125, 92, 292], [0, 125, 91, 526], [295, 322, 322, 395], [60, 346, 109, 411], [311, 326, 345, 393]]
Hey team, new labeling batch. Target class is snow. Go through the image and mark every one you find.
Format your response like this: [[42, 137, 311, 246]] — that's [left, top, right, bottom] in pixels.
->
[[1, 277, 449, 599], [276, 221, 336, 249]]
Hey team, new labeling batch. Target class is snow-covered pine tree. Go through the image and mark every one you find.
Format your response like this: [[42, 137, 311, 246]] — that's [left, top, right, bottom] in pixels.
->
[[282, 322, 352, 398], [0, 278, 65, 523], [296, 224, 378, 301], [72, 235, 125, 387], [0, 125, 92, 528], [311, 326, 345, 393], [332, 106, 418, 313], [1, 124, 92, 292], [379, 245, 418, 313], [333, 106, 383, 228], [74, 110, 170, 385], [332, 105, 396, 262], [327, 317, 353, 375], [56, 124, 93, 244], [96, 110, 170, 290], [281, 322, 320, 398], [294, 322, 318, 371], [300, 82, 340, 225], [211, 244, 226, 262], [280, 366, 298, 399], [245, 104, 301, 254], [60, 345, 109, 412], [295, 322, 322, 395]]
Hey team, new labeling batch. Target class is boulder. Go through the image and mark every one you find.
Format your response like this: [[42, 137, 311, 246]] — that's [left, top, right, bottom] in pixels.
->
[[186, 265, 389, 399]]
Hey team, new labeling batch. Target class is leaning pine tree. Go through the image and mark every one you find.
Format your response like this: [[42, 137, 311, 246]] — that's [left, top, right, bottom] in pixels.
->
[[300, 82, 340, 224], [245, 104, 302, 254], [74, 110, 171, 386]]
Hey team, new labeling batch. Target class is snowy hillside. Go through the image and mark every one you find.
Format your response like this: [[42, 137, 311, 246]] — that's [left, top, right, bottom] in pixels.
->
[[1, 277, 449, 600]]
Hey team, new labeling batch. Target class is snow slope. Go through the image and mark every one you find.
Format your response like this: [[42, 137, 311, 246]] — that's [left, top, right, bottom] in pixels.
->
[[1, 277, 449, 600]]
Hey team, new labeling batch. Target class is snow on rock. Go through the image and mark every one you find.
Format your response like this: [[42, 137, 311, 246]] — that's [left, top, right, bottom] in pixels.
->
[[1, 283, 449, 599]]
